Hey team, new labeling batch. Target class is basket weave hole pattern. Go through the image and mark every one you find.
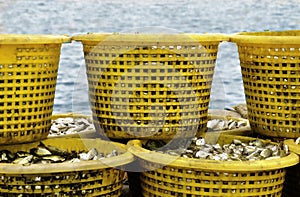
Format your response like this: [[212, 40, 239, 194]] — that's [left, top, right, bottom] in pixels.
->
[[141, 165, 285, 196], [238, 44, 300, 137], [0, 44, 62, 143], [0, 169, 124, 196], [84, 42, 220, 138]]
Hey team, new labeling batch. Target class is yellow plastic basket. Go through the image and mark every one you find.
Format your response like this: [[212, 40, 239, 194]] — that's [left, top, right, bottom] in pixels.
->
[[72, 33, 228, 140], [283, 139, 300, 197], [48, 113, 98, 138], [0, 138, 134, 196], [0, 34, 70, 145], [230, 30, 300, 138], [127, 134, 299, 197]]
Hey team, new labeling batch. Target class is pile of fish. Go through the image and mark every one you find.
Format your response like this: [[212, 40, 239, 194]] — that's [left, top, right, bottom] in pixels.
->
[[0, 142, 119, 165], [207, 118, 247, 131], [49, 116, 95, 136], [150, 137, 289, 161]]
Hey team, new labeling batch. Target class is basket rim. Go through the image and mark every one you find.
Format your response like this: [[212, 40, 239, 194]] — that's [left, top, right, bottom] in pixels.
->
[[230, 30, 300, 44], [0, 138, 134, 174], [0, 34, 71, 44], [127, 134, 299, 172], [51, 112, 92, 119], [71, 33, 229, 43], [284, 139, 300, 155]]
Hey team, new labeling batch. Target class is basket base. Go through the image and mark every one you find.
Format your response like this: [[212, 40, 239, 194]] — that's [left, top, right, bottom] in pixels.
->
[[252, 126, 300, 139]]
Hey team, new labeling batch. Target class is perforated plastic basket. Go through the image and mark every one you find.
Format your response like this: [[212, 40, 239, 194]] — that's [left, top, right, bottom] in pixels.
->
[[283, 139, 300, 197], [127, 134, 299, 197], [0, 34, 70, 144], [48, 113, 98, 138], [72, 33, 228, 140], [0, 138, 134, 196], [230, 30, 300, 138]]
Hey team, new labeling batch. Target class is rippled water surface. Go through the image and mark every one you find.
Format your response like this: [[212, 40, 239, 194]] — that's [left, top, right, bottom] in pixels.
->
[[0, 0, 299, 114]]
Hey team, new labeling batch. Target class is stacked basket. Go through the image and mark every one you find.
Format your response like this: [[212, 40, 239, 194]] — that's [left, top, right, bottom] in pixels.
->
[[230, 30, 300, 139], [72, 33, 228, 140], [230, 30, 300, 197], [0, 138, 134, 196], [0, 34, 134, 197], [127, 134, 298, 197], [117, 30, 300, 197], [3, 30, 298, 196], [0, 34, 69, 144]]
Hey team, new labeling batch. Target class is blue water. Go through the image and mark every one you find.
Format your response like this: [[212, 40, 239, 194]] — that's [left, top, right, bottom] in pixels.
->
[[0, 0, 299, 114]]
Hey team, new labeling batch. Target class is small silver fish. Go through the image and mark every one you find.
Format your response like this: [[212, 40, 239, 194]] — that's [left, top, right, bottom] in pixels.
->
[[33, 147, 52, 156], [233, 139, 242, 145], [17, 151, 31, 158], [228, 120, 237, 130], [13, 155, 33, 165], [79, 148, 98, 161], [195, 150, 210, 159], [250, 139, 264, 148], [260, 149, 272, 158], [244, 146, 256, 155], [42, 155, 66, 162]]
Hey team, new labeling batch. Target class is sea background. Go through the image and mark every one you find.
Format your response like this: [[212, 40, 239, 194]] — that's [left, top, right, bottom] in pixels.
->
[[0, 0, 299, 115]]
